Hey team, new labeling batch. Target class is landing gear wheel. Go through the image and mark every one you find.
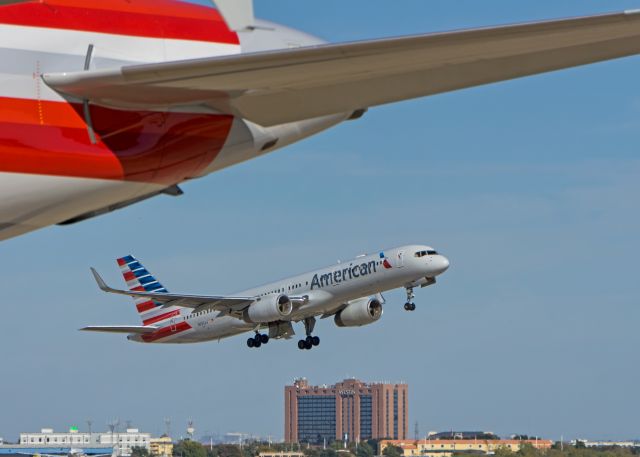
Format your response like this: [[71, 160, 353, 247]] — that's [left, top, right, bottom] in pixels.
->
[[300, 317, 320, 350], [247, 338, 255, 348], [260, 334, 269, 344], [404, 287, 416, 311]]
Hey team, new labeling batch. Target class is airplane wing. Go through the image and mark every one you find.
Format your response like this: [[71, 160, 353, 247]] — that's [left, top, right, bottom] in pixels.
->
[[44, 10, 640, 126], [90, 267, 255, 312], [81, 325, 157, 334]]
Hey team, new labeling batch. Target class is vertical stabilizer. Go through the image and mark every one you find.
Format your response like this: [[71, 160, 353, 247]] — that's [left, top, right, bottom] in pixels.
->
[[116, 255, 185, 326]]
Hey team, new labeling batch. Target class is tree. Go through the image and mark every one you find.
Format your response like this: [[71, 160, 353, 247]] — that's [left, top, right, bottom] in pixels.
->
[[132, 447, 150, 457], [382, 444, 403, 457], [494, 446, 514, 457], [356, 442, 374, 457], [213, 444, 242, 457], [174, 440, 207, 457], [319, 449, 338, 457]]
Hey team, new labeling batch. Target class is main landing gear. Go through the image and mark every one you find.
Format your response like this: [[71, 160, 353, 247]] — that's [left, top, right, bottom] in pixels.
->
[[404, 287, 416, 311], [247, 332, 269, 349], [298, 317, 320, 350]]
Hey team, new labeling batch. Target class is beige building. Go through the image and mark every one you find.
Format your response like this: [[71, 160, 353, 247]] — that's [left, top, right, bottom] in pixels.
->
[[149, 436, 173, 457], [380, 439, 553, 457], [259, 452, 305, 457]]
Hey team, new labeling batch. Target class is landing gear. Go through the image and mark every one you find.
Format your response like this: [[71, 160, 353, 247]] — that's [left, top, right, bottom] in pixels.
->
[[247, 332, 269, 349], [404, 287, 416, 311], [298, 317, 320, 350]]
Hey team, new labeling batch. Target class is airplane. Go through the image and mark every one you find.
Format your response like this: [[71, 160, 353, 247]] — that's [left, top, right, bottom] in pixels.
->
[[82, 245, 450, 349], [0, 0, 640, 242]]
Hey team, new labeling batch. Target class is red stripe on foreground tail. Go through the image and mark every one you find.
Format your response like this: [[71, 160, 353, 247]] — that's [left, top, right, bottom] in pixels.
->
[[0, 0, 239, 44]]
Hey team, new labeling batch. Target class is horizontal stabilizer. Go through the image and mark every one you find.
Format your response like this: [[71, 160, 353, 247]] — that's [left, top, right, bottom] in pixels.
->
[[81, 325, 157, 334], [44, 10, 640, 126]]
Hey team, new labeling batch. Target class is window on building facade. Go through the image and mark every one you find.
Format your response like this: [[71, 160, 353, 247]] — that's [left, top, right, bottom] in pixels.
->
[[297, 395, 336, 445], [393, 390, 399, 439], [360, 395, 373, 440]]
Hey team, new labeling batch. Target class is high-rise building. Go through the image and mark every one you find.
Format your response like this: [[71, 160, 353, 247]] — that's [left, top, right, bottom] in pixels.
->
[[284, 378, 408, 444]]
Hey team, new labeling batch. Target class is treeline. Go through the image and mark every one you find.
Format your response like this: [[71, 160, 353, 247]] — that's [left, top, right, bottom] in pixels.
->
[[484, 444, 640, 457], [168, 439, 379, 457], [133, 440, 640, 457]]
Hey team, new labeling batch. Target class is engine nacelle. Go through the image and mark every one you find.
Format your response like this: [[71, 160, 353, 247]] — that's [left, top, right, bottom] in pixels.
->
[[334, 297, 383, 328], [245, 294, 293, 323]]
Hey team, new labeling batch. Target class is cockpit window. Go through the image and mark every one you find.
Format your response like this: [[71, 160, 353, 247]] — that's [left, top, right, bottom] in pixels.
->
[[415, 250, 438, 257]]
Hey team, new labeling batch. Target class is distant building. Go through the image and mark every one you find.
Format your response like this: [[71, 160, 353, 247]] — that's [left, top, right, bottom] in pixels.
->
[[149, 436, 173, 457], [285, 377, 408, 444], [259, 452, 305, 457], [427, 432, 499, 441], [380, 437, 553, 457], [17, 427, 150, 456], [573, 440, 639, 449]]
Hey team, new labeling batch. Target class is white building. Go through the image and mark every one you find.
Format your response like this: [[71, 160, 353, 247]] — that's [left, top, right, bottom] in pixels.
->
[[19, 428, 151, 456], [573, 440, 639, 448], [99, 429, 151, 456]]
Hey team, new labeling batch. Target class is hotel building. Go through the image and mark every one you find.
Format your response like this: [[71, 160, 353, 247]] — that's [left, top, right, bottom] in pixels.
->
[[284, 378, 408, 444]]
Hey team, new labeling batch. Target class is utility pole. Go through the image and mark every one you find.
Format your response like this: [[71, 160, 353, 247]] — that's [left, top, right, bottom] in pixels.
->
[[164, 419, 171, 439]]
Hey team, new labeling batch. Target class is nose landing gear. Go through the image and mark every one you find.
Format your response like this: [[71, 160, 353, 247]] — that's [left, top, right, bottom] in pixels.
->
[[298, 317, 320, 350], [404, 287, 416, 311], [247, 332, 269, 349]]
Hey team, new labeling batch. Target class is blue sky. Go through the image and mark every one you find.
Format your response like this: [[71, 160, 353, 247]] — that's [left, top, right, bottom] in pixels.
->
[[1, 0, 639, 443]]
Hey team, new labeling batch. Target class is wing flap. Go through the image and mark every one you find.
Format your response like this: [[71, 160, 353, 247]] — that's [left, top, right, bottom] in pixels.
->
[[81, 325, 157, 334], [44, 10, 640, 126]]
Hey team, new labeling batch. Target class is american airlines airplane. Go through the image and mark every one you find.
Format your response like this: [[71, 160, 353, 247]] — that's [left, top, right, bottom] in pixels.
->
[[83, 245, 450, 349], [1, 0, 640, 242]]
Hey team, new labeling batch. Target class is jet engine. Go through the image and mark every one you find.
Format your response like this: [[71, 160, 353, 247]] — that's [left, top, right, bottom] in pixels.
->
[[245, 294, 293, 323], [334, 297, 383, 327]]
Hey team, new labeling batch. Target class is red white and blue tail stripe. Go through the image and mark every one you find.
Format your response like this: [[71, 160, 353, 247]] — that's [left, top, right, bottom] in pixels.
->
[[116, 255, 184, 326]]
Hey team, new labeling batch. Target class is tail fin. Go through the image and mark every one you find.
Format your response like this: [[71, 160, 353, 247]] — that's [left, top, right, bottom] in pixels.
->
[[116, 255, 184, 326]]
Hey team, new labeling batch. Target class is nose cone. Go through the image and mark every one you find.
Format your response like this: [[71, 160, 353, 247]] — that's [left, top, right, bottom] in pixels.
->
[[433, 255, 450, 275]]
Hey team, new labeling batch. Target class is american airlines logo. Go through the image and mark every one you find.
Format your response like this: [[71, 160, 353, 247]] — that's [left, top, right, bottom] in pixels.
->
[[310, 260, 380, 290]]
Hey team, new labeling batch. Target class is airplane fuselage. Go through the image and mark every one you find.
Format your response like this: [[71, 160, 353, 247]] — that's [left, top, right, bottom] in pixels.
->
[[0, 0, 341, 241], [126, 245, 450, 344]]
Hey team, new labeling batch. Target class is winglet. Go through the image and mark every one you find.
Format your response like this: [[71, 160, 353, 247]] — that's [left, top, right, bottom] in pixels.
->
[[212, 0, 255, 32], [90, 267, 112, 292]]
